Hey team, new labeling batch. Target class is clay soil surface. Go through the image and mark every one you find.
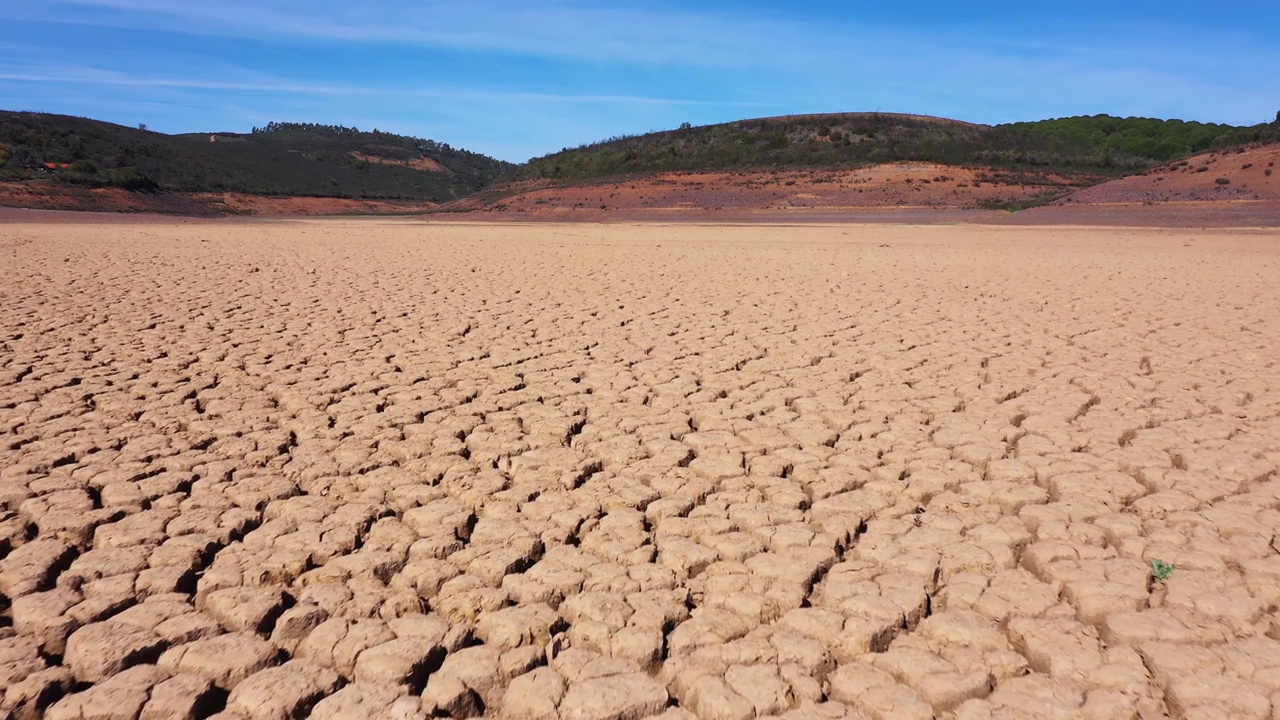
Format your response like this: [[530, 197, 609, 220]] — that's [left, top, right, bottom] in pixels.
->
[[990, 201, 1280, 228], [2, 219, 1280, 720]]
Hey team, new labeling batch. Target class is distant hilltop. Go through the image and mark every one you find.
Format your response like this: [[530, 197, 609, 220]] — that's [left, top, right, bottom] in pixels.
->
[[518, 112, 1280, 182], [0, 111, 514, 201]]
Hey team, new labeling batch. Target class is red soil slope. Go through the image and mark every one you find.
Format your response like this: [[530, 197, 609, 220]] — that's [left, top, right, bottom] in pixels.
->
[[437, 145, 1280, 226], [0, 182, 216, 215], [998, 143, 1280, 226], [0, 181, 437, 216], [1061, 143, 1280, 204], [439, 163, 1094, 220]]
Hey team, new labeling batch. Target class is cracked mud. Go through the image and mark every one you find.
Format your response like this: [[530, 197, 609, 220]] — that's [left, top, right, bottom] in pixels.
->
[[2, 219, 1279, 720]]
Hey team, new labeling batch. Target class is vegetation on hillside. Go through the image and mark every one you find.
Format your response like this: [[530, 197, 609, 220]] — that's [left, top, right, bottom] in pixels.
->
[[519, 113, 1280, 183], [4, 109, 1278, 206], [1003, 115, 1280, 162], [0, 112, 513, 201]]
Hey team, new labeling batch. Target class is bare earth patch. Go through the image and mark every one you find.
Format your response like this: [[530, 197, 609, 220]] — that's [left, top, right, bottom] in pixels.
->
[[349, 152, 451, 174], [2, 219, 1279, 719]]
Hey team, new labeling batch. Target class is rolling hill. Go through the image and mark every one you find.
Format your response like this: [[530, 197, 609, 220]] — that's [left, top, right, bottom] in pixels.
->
[[436, 113, 1280, 218], [1058, 143, 1280, 204], [518, 112, 1280, 182], [3, 109, 1279, 218], [0, 112, 514, 202]]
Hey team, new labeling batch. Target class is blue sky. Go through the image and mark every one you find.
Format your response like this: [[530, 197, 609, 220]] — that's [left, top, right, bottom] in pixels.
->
[[2, 1, 1278, 162]]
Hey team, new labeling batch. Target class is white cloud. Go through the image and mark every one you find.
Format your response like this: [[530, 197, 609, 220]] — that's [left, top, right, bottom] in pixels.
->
[[13, 0, 1277, 119], [0, 64, 778, 108], [24, 0, 809, 67]]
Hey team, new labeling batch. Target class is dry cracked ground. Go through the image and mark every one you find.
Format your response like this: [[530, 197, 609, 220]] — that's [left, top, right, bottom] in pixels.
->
[[2, 219, 1279, 720]]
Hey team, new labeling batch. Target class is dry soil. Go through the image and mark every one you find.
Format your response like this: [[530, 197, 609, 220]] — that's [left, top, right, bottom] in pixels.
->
[[2, 219, 1279, 720], [443, 165, 1089, 218], [0, 183, 438, 217]]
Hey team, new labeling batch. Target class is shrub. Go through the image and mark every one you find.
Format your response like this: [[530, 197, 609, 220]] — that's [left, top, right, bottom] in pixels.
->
[[1215, 177, 1231, 185], [107, 167, 159, 192], [58, 171, 104, 187], [1266, 168, 1273, 176]]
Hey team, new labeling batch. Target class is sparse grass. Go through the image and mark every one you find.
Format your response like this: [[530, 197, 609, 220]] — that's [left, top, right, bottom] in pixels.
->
[[1150, 558, 1176, 583], [977, 190, 1069, 212]]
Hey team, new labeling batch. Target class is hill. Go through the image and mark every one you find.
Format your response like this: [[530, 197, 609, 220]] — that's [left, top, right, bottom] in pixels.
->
[[0, 112, 513, 202], [1058, 142, 1280, 204], [968, 141, 1280, 227], [3, 109, 1278, 219], [518, 112, 1280, 182], [428, 113, 1280, 220]]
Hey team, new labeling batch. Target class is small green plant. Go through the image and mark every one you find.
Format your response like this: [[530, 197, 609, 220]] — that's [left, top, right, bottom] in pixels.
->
[[1150, 558, 1176, 582]]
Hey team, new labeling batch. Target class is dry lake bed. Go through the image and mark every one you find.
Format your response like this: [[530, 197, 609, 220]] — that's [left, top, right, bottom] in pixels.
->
[[2, 219, 1279, 720]]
